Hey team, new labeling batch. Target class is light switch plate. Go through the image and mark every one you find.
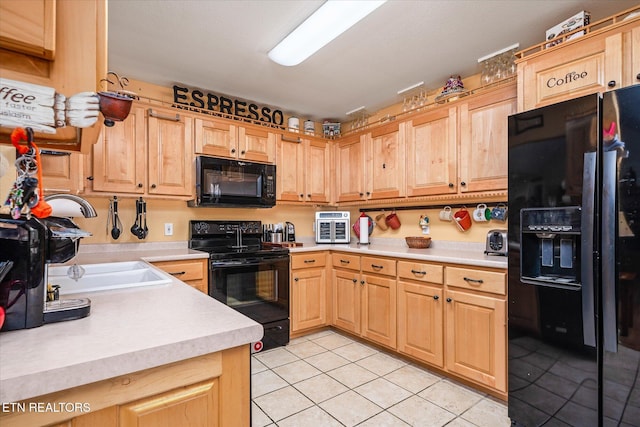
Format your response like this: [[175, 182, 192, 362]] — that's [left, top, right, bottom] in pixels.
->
[[164, 223, 173, 236]]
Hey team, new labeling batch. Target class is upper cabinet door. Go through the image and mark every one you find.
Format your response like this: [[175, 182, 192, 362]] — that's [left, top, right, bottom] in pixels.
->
[[0, 0, 55, 59], [238, 126, 276, 164], [92, 105, 147, 194], [334, 134, 365, 202], [367, 122, 405, 200], [276, 136, 305, 202], [305, 139, 331, 204], [459, 85, 516, 193], [194, 117, 237, 159], [406, 106, 458, 197], [147, 108, 194, 197]]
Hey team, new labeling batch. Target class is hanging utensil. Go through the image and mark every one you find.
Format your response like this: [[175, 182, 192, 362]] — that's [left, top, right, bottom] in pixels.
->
[[108, 196, 122, 240], [130, 198, 141, 237], [142, 197, 148, 239]]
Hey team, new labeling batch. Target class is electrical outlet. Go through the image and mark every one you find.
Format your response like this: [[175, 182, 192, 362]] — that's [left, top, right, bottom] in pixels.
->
[[164, 223, 174, 236]]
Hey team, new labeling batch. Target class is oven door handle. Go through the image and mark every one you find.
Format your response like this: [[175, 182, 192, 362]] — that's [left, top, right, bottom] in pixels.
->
[[211, 257, 288, 268]]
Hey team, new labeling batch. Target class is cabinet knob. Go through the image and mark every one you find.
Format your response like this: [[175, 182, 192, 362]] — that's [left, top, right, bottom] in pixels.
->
[[433, 295, 439, 300], [359, 192, 364, 197], [231, 148, 236, 154], [448, 183, 454, 188], [307, 194, 311, 199], [446, 297, 452, 303], [460, 181, 466, 186], [607, 80, 616, 88], [137, 183, 143, 188], [360, 280, 365, 285], [637, 73, 640, 81], [151, 184, 157, 189], [241, 150, 246, 155], [86, 176, 94, 181], [366, 192, 371, 196], [300, 194, 304, 198], [352, 278, 357, 283], [294, 277, 299, 282]]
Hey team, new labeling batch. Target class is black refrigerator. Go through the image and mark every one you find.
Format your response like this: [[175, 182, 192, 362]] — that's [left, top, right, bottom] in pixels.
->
[[507, 85, 640, 427]]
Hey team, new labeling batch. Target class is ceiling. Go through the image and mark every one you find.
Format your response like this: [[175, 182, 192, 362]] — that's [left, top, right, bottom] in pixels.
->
[[108, 0, 638, 122]]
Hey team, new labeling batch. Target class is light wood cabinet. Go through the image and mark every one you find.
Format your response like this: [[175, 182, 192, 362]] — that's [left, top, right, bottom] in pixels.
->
[[397, 260, 444, 367], [0, 0, 55, 59], [194, 118, 276, 163], [334, 123, 405, 202], [40, 150, 85, 195], [276, 136, 331, 204], [331, 253, 397, 349], [405, 106, 458, 196], [147, 107, 194, 197], [119, 379, 218, 427], [334, 133, 366, 202], [517, 16, 640, 112], [404, 83, 515, 198], [458, 85, 516, 193], [151, 259, 208, 294], [366, 122, 405, 200], [0, 346, 250, 427], [0, 0, 107, 152], [444, 267, 507, 393], [290, 252, 329, 333], [90, 105, 194, 198]]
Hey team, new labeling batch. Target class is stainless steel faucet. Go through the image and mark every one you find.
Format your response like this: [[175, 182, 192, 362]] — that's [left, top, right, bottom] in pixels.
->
[[44, 194, 98, 218]]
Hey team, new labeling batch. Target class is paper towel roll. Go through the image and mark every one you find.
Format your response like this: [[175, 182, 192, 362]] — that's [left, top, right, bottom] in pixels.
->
[[359, 216, 369, 244]]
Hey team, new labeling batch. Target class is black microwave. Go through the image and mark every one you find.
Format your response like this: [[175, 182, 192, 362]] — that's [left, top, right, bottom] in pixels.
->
[[189, 156, 276, 208]]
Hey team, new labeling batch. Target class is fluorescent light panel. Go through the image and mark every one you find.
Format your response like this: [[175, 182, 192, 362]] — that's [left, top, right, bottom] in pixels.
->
[[346, 106, 366, 116], [477, 43, 520, 63], [268, 0, 387, 66], [397, 81, 424, 95]]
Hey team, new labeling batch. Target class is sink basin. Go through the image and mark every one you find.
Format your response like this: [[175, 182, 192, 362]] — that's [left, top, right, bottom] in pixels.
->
[[48, 261, 172, 295]]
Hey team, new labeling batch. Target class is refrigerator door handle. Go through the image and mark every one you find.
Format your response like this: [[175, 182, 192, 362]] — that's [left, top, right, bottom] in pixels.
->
[[602, 150, 617, 353], [582, 152, 597, 348]]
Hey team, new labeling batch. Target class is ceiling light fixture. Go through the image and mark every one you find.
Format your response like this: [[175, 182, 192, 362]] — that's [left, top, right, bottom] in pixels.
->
[[268, 0, 387, 67], [397, 81, 424, 95]]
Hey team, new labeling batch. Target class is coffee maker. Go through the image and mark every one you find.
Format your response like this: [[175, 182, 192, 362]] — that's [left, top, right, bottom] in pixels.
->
[[0, 214, 91, 331]]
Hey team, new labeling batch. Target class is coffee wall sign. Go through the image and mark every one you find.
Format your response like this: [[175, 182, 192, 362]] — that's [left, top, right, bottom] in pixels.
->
[[0, 78, 99, 133], [172, 85, 285, 127]]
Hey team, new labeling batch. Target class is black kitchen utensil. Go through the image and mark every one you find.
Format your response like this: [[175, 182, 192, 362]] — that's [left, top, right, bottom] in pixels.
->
[[131, 198, 142, 237], [108, 196, 122, 240], [142, 198, 148, 239]]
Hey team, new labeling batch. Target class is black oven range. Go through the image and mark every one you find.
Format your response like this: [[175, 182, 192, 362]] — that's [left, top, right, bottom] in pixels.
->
[[188, 220, 289, 352]]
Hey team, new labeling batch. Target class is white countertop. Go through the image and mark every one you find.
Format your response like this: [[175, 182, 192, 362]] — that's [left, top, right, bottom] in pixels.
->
[[0, 244, 262, 403], [289, 238, 508, 269]]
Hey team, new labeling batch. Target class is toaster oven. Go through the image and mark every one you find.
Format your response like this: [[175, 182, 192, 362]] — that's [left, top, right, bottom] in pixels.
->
[[315, 212, 350, 244]]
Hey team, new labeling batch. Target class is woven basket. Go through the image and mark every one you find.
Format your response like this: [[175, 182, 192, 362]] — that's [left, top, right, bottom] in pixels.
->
[[405, 236, 432, 249]]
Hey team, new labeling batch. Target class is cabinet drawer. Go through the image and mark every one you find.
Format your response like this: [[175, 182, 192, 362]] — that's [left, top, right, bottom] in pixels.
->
[[446, 267, 506, 295], [361, 256, 396, 277], [291, 252, 326, 269], [152, 259, 206, 282], [331, 253, 360, 271], [397, 261, 443, 284]]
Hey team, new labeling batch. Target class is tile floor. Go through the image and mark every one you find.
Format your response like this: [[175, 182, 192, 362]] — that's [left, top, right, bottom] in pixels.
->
[[251, 329, 511, 427]]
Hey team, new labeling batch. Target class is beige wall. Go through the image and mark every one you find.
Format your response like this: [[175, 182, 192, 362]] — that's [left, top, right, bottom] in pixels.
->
[[72, 199, 506, 245]]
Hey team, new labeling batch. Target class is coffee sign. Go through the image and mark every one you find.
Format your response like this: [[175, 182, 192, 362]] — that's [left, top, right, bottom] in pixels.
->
[[172, 85, 284, 126]]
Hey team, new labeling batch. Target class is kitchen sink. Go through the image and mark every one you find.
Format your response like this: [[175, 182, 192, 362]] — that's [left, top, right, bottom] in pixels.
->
[[48, 261, 172, 295]]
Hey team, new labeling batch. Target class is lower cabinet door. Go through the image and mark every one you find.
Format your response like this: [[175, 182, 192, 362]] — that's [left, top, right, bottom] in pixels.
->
[[361, 274, 397, 348], [292, 267, 327, 332], [332, 269, 361, 334], [444, 289, 506, 392], [120, 379, 219, 427], [397, 280, 444, 367]]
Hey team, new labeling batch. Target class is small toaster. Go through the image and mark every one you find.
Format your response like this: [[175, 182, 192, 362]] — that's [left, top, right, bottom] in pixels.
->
[[485, 229, 508, 256]]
